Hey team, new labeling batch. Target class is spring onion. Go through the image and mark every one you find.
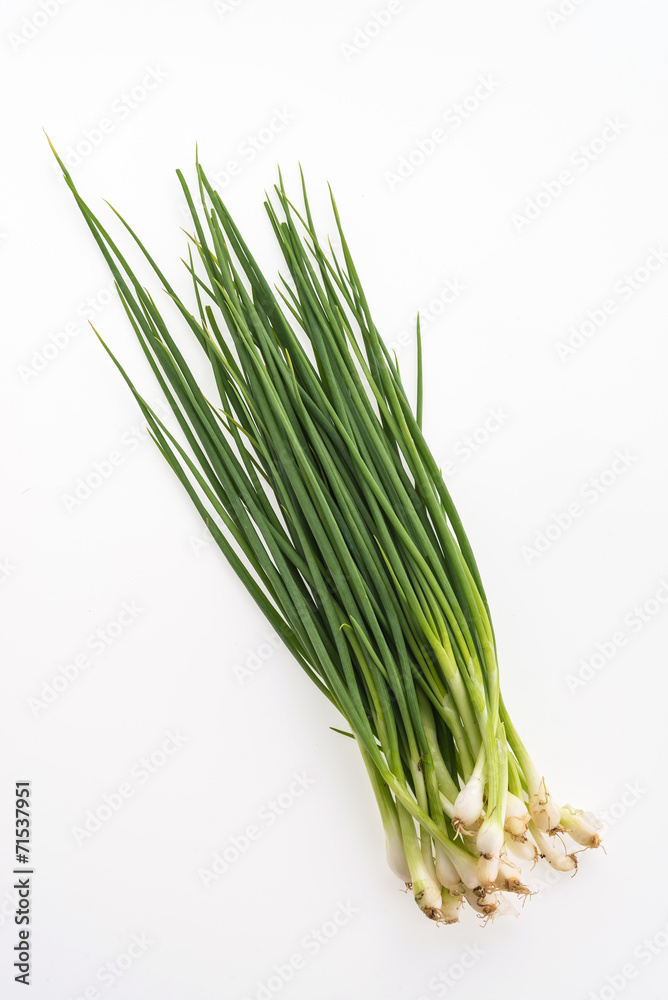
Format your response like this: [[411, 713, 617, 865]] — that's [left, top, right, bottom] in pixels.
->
[[50, 140, 601, 925]]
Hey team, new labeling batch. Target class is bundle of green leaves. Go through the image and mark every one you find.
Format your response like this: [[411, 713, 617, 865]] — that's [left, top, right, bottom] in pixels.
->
[[51, 142, 601, 924]]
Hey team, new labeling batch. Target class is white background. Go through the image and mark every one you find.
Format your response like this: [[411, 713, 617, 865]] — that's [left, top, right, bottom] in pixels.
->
[[2, 1, 668, 997]]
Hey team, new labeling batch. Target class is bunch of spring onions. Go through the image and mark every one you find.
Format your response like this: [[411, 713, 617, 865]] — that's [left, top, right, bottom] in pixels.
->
[[51, 141, 602, 924]]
